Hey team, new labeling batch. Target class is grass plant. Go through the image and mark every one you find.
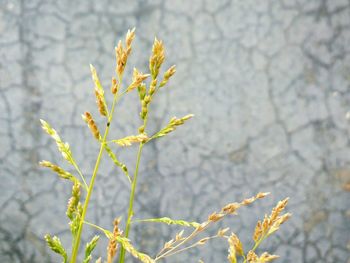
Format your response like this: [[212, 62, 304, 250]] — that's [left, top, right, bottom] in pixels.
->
[[40, 29, 291, 263]]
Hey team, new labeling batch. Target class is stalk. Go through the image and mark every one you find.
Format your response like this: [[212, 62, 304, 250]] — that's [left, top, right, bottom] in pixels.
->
[[119, 108, 150, 262], [118, 143, 144, 262], [70, 92, 120, 263]]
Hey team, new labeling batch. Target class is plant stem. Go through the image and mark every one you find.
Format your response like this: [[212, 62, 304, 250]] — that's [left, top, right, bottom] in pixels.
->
[[69, 92, 120, 263], [71, 161, 88, 191], [118, 142, 144, 263]]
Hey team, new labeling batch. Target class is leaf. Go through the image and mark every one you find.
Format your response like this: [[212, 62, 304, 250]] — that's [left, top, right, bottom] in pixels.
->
[[135, 217, 200, 228]]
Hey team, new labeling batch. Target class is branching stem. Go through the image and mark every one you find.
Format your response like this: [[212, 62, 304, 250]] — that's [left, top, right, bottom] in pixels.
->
[[118, 142, 144, 262], [70, 86, 122, 263]]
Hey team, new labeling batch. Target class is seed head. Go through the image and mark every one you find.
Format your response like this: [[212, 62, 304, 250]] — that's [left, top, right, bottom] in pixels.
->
[[159, 65, 176, 87], [247, 250, 258, 262], [66, 181, 81, 220], [228, 233, 244, 257], [107, 217, 123, 263], [113, 134, 149, 147], [149, 37, 165, 79], [40, 119, 73, 164], [115, 28, 136, 78], [82, 111, 101, 140], [39, 160, 74, 181]]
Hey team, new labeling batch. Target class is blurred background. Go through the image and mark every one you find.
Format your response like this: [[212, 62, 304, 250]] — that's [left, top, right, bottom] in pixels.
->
[[0, 0, 349, 262]]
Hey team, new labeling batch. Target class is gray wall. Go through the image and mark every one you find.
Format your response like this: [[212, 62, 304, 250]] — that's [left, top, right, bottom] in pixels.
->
[[0, 0, 349, 262]]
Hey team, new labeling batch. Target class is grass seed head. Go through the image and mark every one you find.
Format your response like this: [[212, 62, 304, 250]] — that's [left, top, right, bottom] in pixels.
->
[[40, 119, 73, 164], [159, 65, 176, 87], [107, 217, 122, 263], [90, 64, 108, 117], [39, 160, 74, 181], [115, 28, 136, 78], [228, 233, 244, 257], [82, 112, 101, 140], [125, 28, 136, 54], [45, 234, 67, 261], [259, 252, 280, 262], [149, 37, 165, 79], [114, 134, 149, 147], [247, 250, 258, 263], [66, 181, 81, 220]]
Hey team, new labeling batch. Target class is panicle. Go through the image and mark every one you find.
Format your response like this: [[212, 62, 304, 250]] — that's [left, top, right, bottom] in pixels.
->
[[125, 28, 136, 55], [149, 37, 165, 79], [82, 111, 101, 140], [107, 217, 122, 263], [259, 252, 280, 262], [115, 28, 136, 78], [247, 250, 258, 263], [152, 114, 194, 139], [270, 198, 289, 222], [39, 160, 74, 181], [113, 134, 149, 147], [253, 221, 262, 242], [45, 234, 68, 262], [40, 119, 73, 164], [159, 65, 176, 87], [252, 198, 291, 243], [228, 233, 244, 257], [66, 181, 81, 220], [90, 64, 108, 117], [227, 236, 237, 263]]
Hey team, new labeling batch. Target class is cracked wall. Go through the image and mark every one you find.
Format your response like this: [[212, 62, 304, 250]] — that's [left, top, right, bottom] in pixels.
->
[[0, 0, 349, 262]]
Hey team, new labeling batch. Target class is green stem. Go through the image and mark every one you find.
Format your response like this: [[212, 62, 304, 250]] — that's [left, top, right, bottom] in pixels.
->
[[69, 92, 120, 263], [84, 221, 111, 237], [118, 142, 144, 263], [71, 161, 88, 191]]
